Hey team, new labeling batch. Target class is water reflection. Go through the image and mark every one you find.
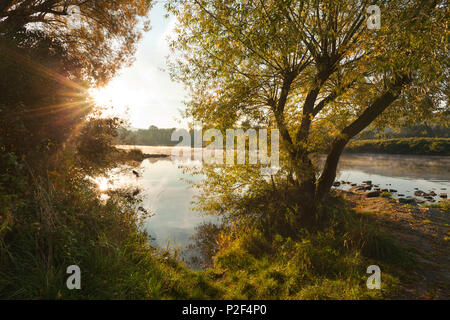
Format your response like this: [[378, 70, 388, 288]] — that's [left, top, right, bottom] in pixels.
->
[[137, 159, 217, 249], [104, 147, 449, 259]]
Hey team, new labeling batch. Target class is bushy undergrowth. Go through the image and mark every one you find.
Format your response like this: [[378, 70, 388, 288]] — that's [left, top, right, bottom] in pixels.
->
[[345, 138, 450, 156], [0, 152, 221, 299], [185, 164, 417, 299], [197, 193, 411, 299]]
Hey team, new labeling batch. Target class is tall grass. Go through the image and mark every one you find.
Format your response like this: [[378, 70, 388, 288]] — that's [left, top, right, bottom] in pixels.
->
[[195, 193, 412, 299], [0, 152, 221, 299]]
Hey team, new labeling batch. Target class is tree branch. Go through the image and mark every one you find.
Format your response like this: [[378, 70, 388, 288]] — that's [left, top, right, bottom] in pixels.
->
[[316, 74, 412, 199]]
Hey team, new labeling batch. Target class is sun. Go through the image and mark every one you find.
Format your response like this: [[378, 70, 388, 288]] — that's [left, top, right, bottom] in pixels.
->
[[88, 80, 154, 127], [90, 87, 114, 106], [89, 85, 130, 117], [89, 86, 124, 108]]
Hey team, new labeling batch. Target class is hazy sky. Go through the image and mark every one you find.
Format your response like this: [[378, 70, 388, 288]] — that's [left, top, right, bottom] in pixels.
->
[[93, 2, 187, 129]]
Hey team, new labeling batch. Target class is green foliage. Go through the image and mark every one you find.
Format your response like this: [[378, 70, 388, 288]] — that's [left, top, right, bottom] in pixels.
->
[[167, 0, 448, 203], [75, 117, 126, 173], [345, 138, 450, 156], [0, 153, 28, 216], [0, 29, 91, 164], [205, 201, 407, 299], [0, 151, 221, 299]]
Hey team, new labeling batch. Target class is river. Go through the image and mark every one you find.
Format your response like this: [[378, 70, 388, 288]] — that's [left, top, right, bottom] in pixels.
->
[[101, 146, 449, 254]]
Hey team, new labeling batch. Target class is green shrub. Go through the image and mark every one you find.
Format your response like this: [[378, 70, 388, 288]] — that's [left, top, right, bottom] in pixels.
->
[[204, 197, 410, 299]]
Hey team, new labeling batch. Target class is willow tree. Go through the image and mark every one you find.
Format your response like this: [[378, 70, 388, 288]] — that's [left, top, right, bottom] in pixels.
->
[[0, 0, 153, 85], [168, 0, 447, 219]]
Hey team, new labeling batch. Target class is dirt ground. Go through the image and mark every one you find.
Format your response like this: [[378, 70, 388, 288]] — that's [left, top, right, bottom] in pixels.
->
[[341, 191, 449, 299]]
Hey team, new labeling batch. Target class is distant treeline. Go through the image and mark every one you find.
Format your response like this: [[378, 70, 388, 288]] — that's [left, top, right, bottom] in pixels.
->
[[116, 126, 182, 146], [356, 125, 449, 139], [345, 138, 450, 156], [116, 126, 281, 148], [117, 125, 450, 154]]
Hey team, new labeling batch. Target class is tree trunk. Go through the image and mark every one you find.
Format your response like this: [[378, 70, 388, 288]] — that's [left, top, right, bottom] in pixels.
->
[[315, 75, 411, 201], [315, 137, 348, 200], [290, 153, 319, 224]]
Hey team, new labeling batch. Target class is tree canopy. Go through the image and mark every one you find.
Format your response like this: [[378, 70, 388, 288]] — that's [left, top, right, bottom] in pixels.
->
[[0, 1, 154, 167], [1, 0, 153, 85], [167, 0, 448, 218]]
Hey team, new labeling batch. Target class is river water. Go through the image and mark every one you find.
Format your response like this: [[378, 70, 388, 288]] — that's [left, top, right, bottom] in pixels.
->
[[103, 146, 449, 251]]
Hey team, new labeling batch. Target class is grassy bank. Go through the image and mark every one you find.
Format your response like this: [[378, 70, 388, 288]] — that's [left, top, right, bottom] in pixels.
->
[[197, 196, 412, 299], [195, 191, 449, 299], [0, 151, 221, 299], [345, 138, 450, 156], [2, 145, 446, 299]]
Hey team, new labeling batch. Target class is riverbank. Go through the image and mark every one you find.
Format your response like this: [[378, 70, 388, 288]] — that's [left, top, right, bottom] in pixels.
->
[[332, 179, 448, 205], [341, 191, 449, 298], [195, 191, 449, 299], [4, 142, 447, 299], [344, 138, 450, 156], [3, 153, 447, 299]]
